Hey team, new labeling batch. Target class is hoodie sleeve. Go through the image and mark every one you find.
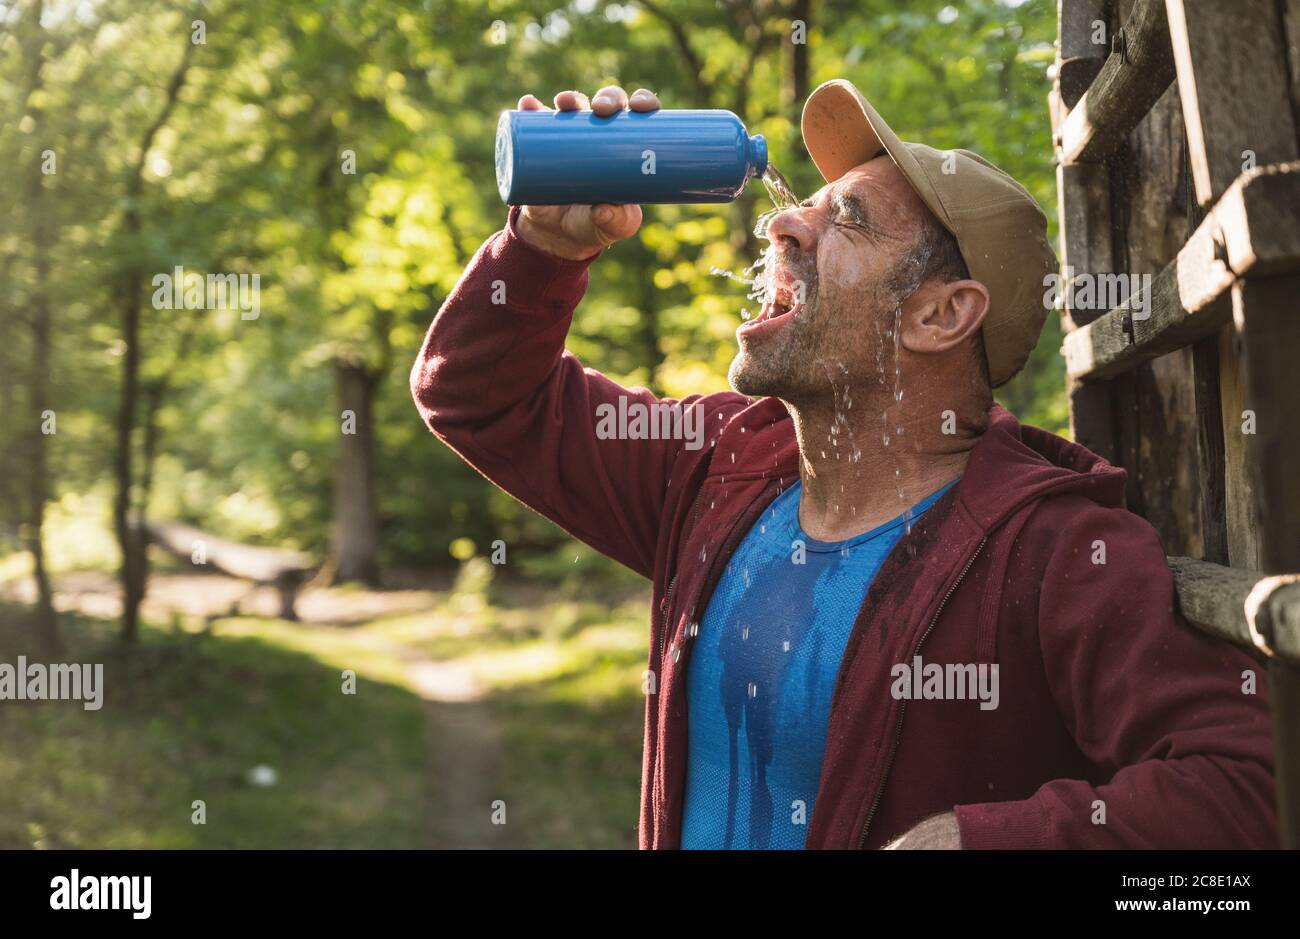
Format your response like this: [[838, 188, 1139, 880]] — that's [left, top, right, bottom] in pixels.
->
[[409, 207, 744, 579], [954, 502, 1278, 848]]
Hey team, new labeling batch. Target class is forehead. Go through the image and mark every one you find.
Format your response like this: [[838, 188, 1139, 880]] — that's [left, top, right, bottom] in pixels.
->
[[815, 156, 925, 216]]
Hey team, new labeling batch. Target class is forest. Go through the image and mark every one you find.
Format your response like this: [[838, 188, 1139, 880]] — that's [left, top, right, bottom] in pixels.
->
[[0, 0, 1063, 848]]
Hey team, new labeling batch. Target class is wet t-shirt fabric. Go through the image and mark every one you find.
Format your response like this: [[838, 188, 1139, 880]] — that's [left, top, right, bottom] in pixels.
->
[[679, 479, 956, 850]]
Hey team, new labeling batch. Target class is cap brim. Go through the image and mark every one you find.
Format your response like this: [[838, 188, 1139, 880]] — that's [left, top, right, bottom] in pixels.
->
[[801, 79, 952, 232]]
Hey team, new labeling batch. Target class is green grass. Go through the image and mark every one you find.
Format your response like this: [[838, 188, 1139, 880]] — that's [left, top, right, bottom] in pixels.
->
[[0, 604, 429, 849], [0, 550, 654, 849], [365, 561, 651, 849]]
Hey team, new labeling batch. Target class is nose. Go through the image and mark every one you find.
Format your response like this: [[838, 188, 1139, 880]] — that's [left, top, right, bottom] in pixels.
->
[[765, 205, 820, 255]]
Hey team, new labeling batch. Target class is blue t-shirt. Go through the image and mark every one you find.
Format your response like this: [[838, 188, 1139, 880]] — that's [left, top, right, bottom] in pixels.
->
[[680, 479, 955, 849]]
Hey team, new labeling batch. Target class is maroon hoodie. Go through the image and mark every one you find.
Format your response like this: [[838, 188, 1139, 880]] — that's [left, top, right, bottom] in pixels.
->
[[410, 207, 1277, 849]]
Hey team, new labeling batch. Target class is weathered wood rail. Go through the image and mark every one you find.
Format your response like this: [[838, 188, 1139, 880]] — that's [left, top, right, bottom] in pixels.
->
[[1053, 0, 1300, 847], [1058, 0, 1176, 163], [1063, 161, 1300, 380], [1169, 558, 1300, 660], [145, 521, 313, 621]]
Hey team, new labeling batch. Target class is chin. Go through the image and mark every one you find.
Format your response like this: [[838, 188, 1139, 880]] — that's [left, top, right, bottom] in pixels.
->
[[728, 352, 783, 399]]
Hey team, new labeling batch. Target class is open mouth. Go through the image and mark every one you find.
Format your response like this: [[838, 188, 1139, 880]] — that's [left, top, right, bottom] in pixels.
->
[[739, 279, 804, 336]]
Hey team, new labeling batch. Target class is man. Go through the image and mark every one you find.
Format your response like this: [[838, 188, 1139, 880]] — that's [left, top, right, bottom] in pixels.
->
[[410, 79, 1277, 849]]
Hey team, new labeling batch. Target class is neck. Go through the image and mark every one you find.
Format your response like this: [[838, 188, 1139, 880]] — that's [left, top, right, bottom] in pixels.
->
[[787, 374, 987, 541]]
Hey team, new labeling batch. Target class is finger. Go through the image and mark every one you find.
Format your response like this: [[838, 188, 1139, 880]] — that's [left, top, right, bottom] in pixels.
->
[[590, 203, 642, 243], [628, 88, 661, 112], [553, 89, 591, 111], [590, 85, 629, 117], [517, 94, 550, 111]]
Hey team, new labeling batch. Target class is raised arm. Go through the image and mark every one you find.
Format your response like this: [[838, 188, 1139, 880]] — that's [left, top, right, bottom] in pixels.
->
[[410, 86, 746, 578]]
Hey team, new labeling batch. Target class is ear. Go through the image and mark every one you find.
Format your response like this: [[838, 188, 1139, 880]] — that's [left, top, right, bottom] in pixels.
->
[[900, 279, 990, 355]]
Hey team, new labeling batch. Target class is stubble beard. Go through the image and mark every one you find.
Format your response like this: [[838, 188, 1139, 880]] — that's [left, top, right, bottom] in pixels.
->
[[728, 278, 901, 413]]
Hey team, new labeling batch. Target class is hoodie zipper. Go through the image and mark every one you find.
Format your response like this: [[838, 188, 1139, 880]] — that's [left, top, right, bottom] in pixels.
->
[[856, 535, 987, 849]]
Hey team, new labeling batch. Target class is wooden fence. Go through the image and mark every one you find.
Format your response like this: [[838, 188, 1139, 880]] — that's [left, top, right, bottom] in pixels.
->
[[1050, 0, 1300, 847]]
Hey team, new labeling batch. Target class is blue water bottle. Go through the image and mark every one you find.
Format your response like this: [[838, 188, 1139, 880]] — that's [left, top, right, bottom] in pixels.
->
[[496, 108, 768, 205]]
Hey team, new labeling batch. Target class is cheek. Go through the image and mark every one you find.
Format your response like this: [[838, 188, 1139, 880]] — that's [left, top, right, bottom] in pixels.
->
[[816, 232, 873, 293]]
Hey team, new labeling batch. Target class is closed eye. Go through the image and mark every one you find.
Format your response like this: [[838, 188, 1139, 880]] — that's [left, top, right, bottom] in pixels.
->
[[832, 209, 880, 240], [798, 194, 881, 239]]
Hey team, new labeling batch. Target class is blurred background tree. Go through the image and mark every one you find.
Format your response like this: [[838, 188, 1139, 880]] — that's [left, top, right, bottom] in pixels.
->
[[0, 0, 1067, 850], [1, 0, 1063, 624]]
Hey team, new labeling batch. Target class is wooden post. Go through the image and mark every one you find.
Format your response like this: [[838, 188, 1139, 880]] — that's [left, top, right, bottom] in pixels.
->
[[1166, 0, 1300, 847], [1234, 276, 1300, 848], [1055, 3, 1120, 466], [1116, 83, 1209, 556], [1058, 0, 1108, 108], [1235, 278, 1300, 573], [1056, 162, 1120, 465], [1192, 331, 1227, 565], [1166, 0, 1300, 205], [1285, 1, 1300, 147], [1219, 322, 1261, 570]]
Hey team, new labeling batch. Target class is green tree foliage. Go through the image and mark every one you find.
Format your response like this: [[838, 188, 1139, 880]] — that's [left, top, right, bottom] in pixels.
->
[[0, 0, 1065, 592]]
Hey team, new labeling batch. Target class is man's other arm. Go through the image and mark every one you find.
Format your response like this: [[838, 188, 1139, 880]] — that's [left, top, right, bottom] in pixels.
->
[[954, 503, 1278, 848]]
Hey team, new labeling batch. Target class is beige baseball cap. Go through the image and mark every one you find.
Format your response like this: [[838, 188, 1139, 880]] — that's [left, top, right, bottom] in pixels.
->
[[801, 78, 1057, 388]]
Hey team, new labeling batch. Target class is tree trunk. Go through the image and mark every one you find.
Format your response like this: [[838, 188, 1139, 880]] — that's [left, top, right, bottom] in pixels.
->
[[110, 36, 194, 642], [113, 256, 147, 643], [27, 173, 58, 649], [21, 0, 58, 649], [324, 359, 381, 585]]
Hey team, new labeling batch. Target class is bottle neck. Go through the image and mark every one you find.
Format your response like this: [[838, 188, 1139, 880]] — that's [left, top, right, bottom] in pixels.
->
[[748, 134, 769, 179]]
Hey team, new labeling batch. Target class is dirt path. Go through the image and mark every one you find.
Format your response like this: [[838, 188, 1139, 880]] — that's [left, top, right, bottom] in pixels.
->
[[2, 569, 507, 849], [405, 658, 506, 848]]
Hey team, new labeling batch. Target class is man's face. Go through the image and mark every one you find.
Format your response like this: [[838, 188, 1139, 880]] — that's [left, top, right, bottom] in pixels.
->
[[728, 156, 933, 406]]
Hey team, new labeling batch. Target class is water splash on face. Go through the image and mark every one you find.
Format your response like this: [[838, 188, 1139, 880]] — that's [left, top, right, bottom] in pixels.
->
[[879, 238, 935, 525], [712, 165, 802, 321], [711, 253, 771, 320], [754, 163, 801, 241]]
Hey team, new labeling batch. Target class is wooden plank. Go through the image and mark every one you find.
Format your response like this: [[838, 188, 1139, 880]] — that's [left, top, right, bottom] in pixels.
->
[[1059, 0, 1176, 163], [1219, 322, 1261, 570], [1166, 0, 1300, 206], [1273, 659, 1300, 848], [1055, 134, 1119, 462], [1285, 0, 1300, 146], [1168, 556, 1300, 659], [1121, 85, 1207, 556], [1056, 162, 1115, 328], [1063, 161, 1300, 379], [1232, 272, 1300, 849], [1192, 332, 1227, 565], [1058, 0, 1109, 109], [1063, 255, 1231, 379], [1235, 276, 1300, 575]]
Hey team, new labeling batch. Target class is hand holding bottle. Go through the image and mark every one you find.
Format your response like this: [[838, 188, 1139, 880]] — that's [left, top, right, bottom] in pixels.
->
[[513, 86, 662, 261]]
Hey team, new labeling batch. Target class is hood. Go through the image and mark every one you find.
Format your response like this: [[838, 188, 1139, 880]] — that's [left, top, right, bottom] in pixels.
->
[[956, 404, 1126, 533], [711, 398, 1126, 532]]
